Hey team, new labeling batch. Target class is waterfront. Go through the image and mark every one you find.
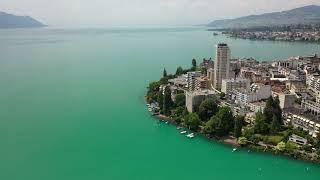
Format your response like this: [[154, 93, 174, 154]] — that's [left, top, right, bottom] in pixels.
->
[[0, 27, 320, 180]]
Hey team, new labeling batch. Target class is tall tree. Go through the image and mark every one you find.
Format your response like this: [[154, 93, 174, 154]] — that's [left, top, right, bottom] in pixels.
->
[[263, 96, 274, 123], [205, 107, 234, 136], [184, 113, 201, 130], [234, 116, 244, 138], [270, 114, 280, 134], [163, 68, 167, 77], [175, 66, 184, 75], [163, 86, 173, 115], [174, 93, 185, 107], [192, 59, 197, 68], [254, 111, 269, 134], [198, 98, 218, 121], [157, 91, 163, 111], [263, 96, 282, 124]]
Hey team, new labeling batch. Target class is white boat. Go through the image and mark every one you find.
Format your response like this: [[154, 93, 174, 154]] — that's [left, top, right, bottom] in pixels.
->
[[186, 133, 195, 138], [180, 131, 187, 134], [176, 127, 182, 130], [165, 121, 169, 124], [232, 148, 237, 152], [148, 108, 152, 112]]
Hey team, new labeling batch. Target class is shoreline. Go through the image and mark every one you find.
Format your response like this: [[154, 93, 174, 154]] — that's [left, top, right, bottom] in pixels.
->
[[150, 109, 320, 164]]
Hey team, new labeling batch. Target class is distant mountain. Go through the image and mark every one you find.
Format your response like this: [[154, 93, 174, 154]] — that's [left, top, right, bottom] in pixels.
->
[[208, 5, 320, 28], [0, 11, 45, 28]]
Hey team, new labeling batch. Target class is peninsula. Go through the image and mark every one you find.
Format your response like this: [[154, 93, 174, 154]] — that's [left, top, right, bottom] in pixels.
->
[[146, 43, 320, 163]]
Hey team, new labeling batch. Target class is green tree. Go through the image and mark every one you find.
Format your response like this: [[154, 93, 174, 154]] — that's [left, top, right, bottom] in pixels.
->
[[184, 113, 201, 130], [238, 137, 248, 146], [157, 92, 163, 111], [276, 141, 286, 152], [192, 59, 197, 68], [175, 66, 184, 75], [264, 96, 274, 123], [234, 116, 244, 138], [270, 114, 280, 134], [205, 107, 234, 136], [220, 92, 226, 99], [163, 68, 167, 77], [148, 81, 161, 92], [254, 111, 269, 134], [198, 98, 218, 121], [263, 96, 282, 124], [163, 86, 173, 115], [174, 93, 185, 107]]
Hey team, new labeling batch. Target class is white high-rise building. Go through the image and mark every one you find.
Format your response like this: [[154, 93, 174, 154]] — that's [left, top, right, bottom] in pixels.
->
[[213, 43, 230, 90]]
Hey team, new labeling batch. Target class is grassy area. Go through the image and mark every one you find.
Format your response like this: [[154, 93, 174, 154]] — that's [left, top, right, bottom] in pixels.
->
[[255, 134, 284, 145]]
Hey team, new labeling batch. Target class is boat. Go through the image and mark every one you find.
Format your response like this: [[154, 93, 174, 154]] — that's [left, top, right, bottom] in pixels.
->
[[165, 121, 169, 124], [180, 131, 187, 134], [232, 148, 237, 152], [148, 108, 152, 112], [176, 126, 182, 130], [186, 133, 195, 138]]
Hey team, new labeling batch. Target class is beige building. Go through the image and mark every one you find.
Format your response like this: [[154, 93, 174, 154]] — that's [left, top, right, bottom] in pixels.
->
[[221, 78, 250, 95], [186, 90, 216, 112], [213, 43, 230, 90]]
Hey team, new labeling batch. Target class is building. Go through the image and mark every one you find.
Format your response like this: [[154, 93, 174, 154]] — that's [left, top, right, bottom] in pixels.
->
[[301, 99, 320, 116], [187, 71, 202, 91], [195, 76, 208, 90], [213, 43, 230, 90], [234, 83, 271, 105], [186, 90, 216, 112], [278, 93, 296, 109], [221, 78, 250, 95], [247, 101, 266, 113], [289, 134, 308, 146], [283, 110, 320, 138], [168, 74, 188, 89]]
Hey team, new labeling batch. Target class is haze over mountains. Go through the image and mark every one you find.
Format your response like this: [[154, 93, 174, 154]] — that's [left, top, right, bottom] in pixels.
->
[[0, 11, 45, 28], [208, 5, 320, 28]]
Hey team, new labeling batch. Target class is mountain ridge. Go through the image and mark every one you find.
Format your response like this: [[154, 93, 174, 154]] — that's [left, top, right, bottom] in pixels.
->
[[0, 11, 46, 28], [208, 5, 320, 28]]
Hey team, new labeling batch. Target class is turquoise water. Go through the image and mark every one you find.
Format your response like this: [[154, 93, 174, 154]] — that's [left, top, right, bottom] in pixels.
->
[[0, 27, 319, 180]]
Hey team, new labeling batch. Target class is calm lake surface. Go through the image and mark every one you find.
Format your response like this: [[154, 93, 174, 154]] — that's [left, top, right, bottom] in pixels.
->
[[0, 27, 319, 180]]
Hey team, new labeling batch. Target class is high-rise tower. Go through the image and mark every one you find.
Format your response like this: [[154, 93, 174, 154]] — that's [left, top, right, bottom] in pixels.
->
[[213, 43, 230, 90]]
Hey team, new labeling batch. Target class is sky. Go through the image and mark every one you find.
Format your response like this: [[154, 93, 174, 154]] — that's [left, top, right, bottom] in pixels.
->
[[1, 0, 320, 27]]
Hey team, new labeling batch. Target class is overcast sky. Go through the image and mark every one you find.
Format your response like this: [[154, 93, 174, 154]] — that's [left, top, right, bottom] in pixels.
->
[[1, 0, 320, 27]]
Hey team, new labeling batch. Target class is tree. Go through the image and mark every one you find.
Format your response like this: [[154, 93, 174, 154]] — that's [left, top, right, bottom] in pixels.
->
[[175, 66, 184, 75], [237, 137, 248, 146], [254, 111, 269, 134], [234, 116, 244, 138], [205, 107, 234, 136], [148, 81, 161, 92], [263, 96, 274, 123], [157, 91, 163, 111], [174, 93, 185, 107], [192, 59, 197, 68], [163, 86, 173, 115], [198, 98, 218, 121], [163, 68, 167, 77], [270, 114, 280, 134], [263, 96, 282, 124], [276, 142, 286, 152], [184, 113, 201, 130]]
